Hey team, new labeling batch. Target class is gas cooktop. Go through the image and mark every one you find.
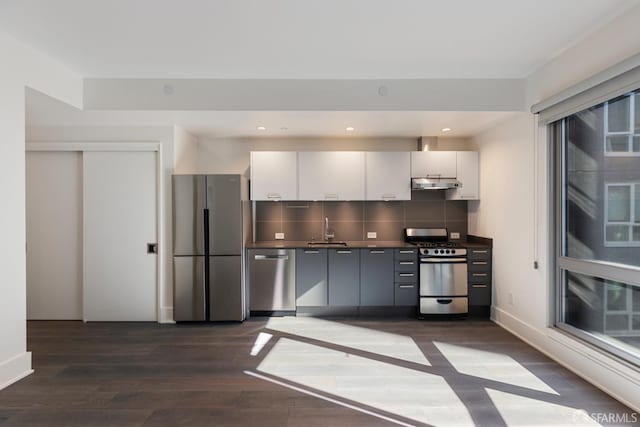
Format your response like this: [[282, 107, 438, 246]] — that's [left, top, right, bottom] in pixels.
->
[[409, 241, 462, 248]]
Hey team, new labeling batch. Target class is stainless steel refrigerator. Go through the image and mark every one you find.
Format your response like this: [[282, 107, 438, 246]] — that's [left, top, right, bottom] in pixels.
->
[[172, 174, 249, 321]]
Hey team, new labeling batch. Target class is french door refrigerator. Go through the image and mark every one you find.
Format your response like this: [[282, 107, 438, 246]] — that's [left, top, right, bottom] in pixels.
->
[[172, 174, 249, 321]]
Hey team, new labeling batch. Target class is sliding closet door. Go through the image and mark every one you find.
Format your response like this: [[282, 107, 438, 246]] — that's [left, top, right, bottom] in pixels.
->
[[26, 151, 83, 319], [83, 151, 157, 321]]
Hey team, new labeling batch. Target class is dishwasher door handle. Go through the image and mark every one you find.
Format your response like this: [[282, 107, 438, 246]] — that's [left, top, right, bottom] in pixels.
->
[[254, 255, 289, 260]]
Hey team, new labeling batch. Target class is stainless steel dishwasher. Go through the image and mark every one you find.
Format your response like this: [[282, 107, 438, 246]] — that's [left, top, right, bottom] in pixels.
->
[[248, 249, 296, 316]]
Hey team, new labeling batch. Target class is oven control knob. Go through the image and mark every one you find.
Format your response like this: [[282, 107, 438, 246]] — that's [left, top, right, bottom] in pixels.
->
[[439, 249, 444, 254], [445, 249, 450, 254], [451, 249, 456, 254]]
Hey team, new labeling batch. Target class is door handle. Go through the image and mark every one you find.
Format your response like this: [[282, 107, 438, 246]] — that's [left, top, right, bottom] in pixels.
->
[[399, 250, 415, 254], [471, 284, 487, 288], [304, 250, 320, 254], [254, 255, 289, 260], [370, 250, 385, 254], [147, 243, 158, 254], [399, 273, 415, 277], [399, 261, 415, 265], [436, 299, 453, 304], [336, 250, 352, 254], [399, 285, 415, 289]]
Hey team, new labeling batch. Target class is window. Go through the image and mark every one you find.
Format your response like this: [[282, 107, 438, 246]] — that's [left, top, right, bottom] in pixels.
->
[[605, 183, 640, 246], [553, 87, 640, 366], [604, 92, 640, 155]]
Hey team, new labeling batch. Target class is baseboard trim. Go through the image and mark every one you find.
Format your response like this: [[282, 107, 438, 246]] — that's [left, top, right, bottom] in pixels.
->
[[0, 352, 33, 391], [159, 306, 175, 324], [492, 307, 640, 412]]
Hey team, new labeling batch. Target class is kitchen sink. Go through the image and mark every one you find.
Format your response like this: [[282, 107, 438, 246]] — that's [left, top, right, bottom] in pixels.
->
[[307, 241, 348, 246]]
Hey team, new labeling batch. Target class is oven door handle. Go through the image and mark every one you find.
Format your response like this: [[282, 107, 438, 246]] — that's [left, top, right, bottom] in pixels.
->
[[420, 258, 467, 263]]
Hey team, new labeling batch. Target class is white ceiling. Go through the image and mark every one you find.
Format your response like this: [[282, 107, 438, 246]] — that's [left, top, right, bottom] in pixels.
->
[[1, 0, 636, 79], [26, 90, 516, 138], [13, 1, 636, 138]]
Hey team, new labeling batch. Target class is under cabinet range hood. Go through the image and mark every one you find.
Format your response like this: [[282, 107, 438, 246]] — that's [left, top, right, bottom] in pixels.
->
[[411, 177, 460, 190]]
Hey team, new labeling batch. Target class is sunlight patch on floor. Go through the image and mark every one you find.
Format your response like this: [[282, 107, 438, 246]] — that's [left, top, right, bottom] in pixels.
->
[[250, 332, 273, 356], [434, 341, 558, 395], [257, 337, 473, 427], [486, 389, 601, 427], [265, 316, 430, 366]]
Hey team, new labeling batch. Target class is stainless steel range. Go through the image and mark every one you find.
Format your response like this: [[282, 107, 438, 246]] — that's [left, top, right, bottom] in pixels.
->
[[404, 228, 468, 316]]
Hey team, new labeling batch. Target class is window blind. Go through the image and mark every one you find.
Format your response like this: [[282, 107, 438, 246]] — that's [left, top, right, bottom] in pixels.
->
[[532, 51, 640, 125]]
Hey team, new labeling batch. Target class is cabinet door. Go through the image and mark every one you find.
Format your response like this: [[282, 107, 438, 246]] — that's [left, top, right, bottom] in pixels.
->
[[411, 151, 457, 178], [447, 151, 479, 200], [296, 248, 328, 306], [360, 249, 394, 306], [299, 152, 365, 200], [365, 152, 411, 201], [250, 151, 298, 200], [328, 249, 360, 306]]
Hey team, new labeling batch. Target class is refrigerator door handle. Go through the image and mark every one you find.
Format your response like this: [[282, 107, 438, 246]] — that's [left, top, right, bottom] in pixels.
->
[[203, 208, 210, 320]]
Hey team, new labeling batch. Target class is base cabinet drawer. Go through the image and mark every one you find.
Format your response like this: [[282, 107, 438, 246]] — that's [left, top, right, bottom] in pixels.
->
[[395, 283, 418, 306], [420, 297, 468, 314], [469, 283, 491, 306], [395, 271, 417, 283]]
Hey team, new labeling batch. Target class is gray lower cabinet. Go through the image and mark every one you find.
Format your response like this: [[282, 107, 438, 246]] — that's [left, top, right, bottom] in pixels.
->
[[467, 247, 492, 316], [328, 249, 360, 306], [360, 249, 394, 306], [296, 248, 328, 306], [394, 248, 418, 306]]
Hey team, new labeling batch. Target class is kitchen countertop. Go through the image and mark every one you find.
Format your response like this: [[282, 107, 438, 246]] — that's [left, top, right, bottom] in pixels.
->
[[246, 237, 492, 249], [246, 240, 416, 249]]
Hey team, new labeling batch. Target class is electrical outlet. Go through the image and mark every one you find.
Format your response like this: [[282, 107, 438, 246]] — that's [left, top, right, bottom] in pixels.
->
[[367, 231, 377, 239], [275, 232, 285, 240], [450, 232, 460, 239]]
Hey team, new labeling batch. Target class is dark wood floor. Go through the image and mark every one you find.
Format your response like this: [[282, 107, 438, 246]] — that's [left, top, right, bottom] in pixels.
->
[[0, 318, 633, 426]]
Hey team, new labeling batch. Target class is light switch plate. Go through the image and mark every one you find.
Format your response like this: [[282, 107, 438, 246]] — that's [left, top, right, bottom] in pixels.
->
[[367, 232, 377, 239], [450, 232, 460, 239], [275, 232, 285, 240]]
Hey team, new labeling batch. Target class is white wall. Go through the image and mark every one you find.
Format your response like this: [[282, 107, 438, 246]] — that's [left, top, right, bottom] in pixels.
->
[[471, 4, 640, 411], [26, 126, 176, 324], [188, 136, 472, 175], [174, 126, 199, 174], [0, 30, 82, 390]]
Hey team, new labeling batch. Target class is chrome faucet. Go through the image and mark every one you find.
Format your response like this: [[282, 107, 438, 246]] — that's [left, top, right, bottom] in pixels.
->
[[324, 217, 334, 241]]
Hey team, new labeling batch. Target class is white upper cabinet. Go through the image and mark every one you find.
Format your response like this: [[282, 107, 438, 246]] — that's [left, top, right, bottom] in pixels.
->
[[410, 151, 457, 178], [250, 151, 298, 200], [299, 151, 365, 201], [365, 152, 411, 201], [447, 151, 479, 200]]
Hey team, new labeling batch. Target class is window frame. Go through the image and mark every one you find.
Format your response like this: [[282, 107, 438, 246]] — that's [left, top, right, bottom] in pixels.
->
[[553, 109, 640, 367]]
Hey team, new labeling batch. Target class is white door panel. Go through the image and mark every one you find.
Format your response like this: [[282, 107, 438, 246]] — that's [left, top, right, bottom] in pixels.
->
[[26, 151, 83, 320], [83, 151, 157, 321]]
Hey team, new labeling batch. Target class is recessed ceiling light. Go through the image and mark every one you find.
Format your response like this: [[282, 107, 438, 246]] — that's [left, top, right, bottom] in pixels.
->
[[346, 127, 355, 132], [256, 126, 267, 131], [441, 127, 452, 132]]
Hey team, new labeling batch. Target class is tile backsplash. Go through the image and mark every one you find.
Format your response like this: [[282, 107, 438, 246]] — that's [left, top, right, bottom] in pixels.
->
[[254, 191, 468, 242]]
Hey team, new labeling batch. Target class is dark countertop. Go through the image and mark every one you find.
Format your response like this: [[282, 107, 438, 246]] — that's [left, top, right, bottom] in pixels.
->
[[246, 240, 416, 249], [246, 236, 492, 249]]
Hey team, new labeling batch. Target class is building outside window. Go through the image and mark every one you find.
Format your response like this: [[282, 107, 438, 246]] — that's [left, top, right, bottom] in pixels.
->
[[604, 92, 640, 155], [605, 182, 640, 246]]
